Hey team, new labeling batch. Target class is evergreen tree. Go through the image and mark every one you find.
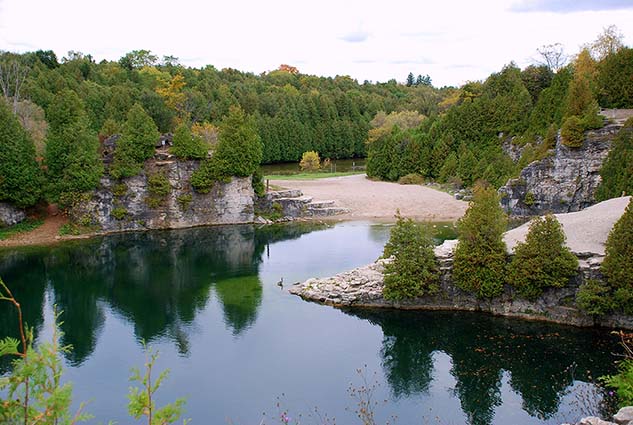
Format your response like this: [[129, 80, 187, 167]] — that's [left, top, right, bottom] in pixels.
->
[[111, 103, 159, 179], [171, 123, 207, 160], [406, 72, 415, 87], [44, 90, 102, 204], [507, 215, 578, 299], [453, 184, 507, 298], [596, 119, 633, 201], [382, 213, 439, 300], [601, 197, 633, 313], [213, 105, 263, 177], [0, 100, 42, 208]]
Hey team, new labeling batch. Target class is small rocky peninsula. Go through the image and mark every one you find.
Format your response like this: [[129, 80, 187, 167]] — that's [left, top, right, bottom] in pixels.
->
[[290, 196, 633, 329]]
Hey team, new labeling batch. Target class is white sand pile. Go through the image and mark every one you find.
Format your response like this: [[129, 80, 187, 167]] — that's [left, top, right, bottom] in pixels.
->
[[503, 196, 631, 255]]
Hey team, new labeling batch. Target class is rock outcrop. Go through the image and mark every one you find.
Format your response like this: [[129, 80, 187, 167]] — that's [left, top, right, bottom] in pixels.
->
[[290, 197, 633, 329], [255, 189, 350, 220], [71, 159, 254, 232], [0, 203, 26, 227], [562, 406, 633, 425], [498, 123, 620, 216]]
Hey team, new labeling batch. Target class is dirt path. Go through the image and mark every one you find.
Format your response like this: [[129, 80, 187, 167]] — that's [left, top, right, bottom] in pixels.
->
[[273, 174, 468, 222], [0, 215, 69, 248]]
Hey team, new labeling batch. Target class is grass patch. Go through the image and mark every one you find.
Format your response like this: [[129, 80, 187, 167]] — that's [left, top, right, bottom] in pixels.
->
[[264, 171, 364, 180], [0, 219, 44, 240]]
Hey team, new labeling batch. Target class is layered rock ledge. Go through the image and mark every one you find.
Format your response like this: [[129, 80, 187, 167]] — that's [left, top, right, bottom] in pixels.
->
[[290, 197, 633, 329]]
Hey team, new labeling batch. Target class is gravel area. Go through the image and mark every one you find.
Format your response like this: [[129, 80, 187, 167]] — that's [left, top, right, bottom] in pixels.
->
[[273, 174, 468, 222], [504, 196, 631, 255]]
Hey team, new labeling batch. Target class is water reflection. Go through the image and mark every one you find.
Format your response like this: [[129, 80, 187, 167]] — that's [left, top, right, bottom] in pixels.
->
[[347, 309, 617, 424], [0, 223, 619, 425], [0, 224, 325, 368]]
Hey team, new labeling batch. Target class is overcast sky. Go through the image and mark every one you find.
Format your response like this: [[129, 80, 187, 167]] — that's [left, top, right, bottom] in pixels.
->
[[1, 0, 632, 87]]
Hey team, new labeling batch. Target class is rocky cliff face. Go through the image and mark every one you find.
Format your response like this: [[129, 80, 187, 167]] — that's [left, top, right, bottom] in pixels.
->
[[498, 123, 621, 216], [72, 159, 254, 232], [0, 202, 26, 227]]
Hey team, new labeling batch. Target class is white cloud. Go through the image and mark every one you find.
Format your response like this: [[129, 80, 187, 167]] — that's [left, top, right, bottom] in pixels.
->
[[0, 0, 632, 87]]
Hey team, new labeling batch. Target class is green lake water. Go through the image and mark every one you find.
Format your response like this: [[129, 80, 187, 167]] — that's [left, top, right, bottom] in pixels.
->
[[260, 158, 366, 175], [0, 222, 619, 424]]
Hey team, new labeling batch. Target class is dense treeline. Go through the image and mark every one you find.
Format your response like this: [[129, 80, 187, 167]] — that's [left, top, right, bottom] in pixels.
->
[[0, 48, 444, 209], [366, 27, 633, 188]]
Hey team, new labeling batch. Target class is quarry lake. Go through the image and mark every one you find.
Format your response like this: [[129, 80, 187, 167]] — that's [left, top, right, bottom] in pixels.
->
[[0, 222, 619, 425]]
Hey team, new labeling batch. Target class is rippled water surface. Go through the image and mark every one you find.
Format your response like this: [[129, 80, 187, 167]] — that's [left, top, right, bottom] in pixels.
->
[[0, 222, 618, 424]]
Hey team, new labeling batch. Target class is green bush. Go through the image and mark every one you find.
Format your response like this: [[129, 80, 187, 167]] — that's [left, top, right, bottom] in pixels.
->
[[453, 184, 507, 298], [601, 332, 633, 408], [299, 151, 321, 172], [560, 116, 585, 148], [601, 197, 633, 313], [576, 279, 615, 316], [177, 193, 193, 211], [111, 207, 127, 220], [507, 215, 578, 300], [147, 172, 171, 197], [398, 173, 425, 185], [190, 158, 228, 193], [171, 123, 207, 160], [382, 213, 439, 300], [523, 191, 535, 206], [112, 183, 128, 197], [252, 170, 265, 197]]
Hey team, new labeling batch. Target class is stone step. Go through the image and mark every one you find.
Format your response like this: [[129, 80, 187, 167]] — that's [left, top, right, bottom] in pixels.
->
[[266, 189, 303, 200], [308, 207, 350, 217], [308, 200, 336, 208], [275, 196, 313, 205]]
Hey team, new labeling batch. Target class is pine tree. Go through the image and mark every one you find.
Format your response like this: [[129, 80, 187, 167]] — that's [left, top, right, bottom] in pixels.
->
[[406, 72, 415, 87], [382, 213, 439, 300], [0, 100, 42, 208], [453, 183, 508, 298], [44, 90, 102, 204], [596, 119, 633, 201], [507, 215, 578, 299], [213, 105, 263, 177], [601, 197, 633, 313], [111, 103, 159, 179], [171, 123, 207, 160]]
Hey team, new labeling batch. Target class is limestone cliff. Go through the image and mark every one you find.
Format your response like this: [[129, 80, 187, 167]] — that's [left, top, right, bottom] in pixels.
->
[[71, 159, 254, 232], [498, 123, 619, 216]]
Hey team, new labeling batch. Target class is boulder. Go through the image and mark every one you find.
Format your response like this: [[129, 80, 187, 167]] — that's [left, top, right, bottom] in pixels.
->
[[614, 406, 633, 425], [0, 202, 26, 227]]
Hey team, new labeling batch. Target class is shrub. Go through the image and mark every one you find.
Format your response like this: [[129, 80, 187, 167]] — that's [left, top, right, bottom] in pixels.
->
[[398, 173, 425, 185], [299, 151, 321, 172], [523, 191, 535, 206], [544, 123, 558, 149], [111, 207, 127, 220], [252, 169, 265, 197], [576, 279, 615, 316], [453, 183, 507, 298], [147, 172, 171, 197], [190, 158, 227, 193], [382, 213, 439, 300], [601, 197, 633, 313], [507, 215, 578, 300], [601, 332, 633, 407], [177, 193, 193, 211], [112, 183, 128, 197], [560, 116, 585, 148]]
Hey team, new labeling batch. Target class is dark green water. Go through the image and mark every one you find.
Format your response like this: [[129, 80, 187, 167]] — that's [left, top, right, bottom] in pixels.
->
[[0, 222, 619, 425], [260, 158, 366, 175]]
